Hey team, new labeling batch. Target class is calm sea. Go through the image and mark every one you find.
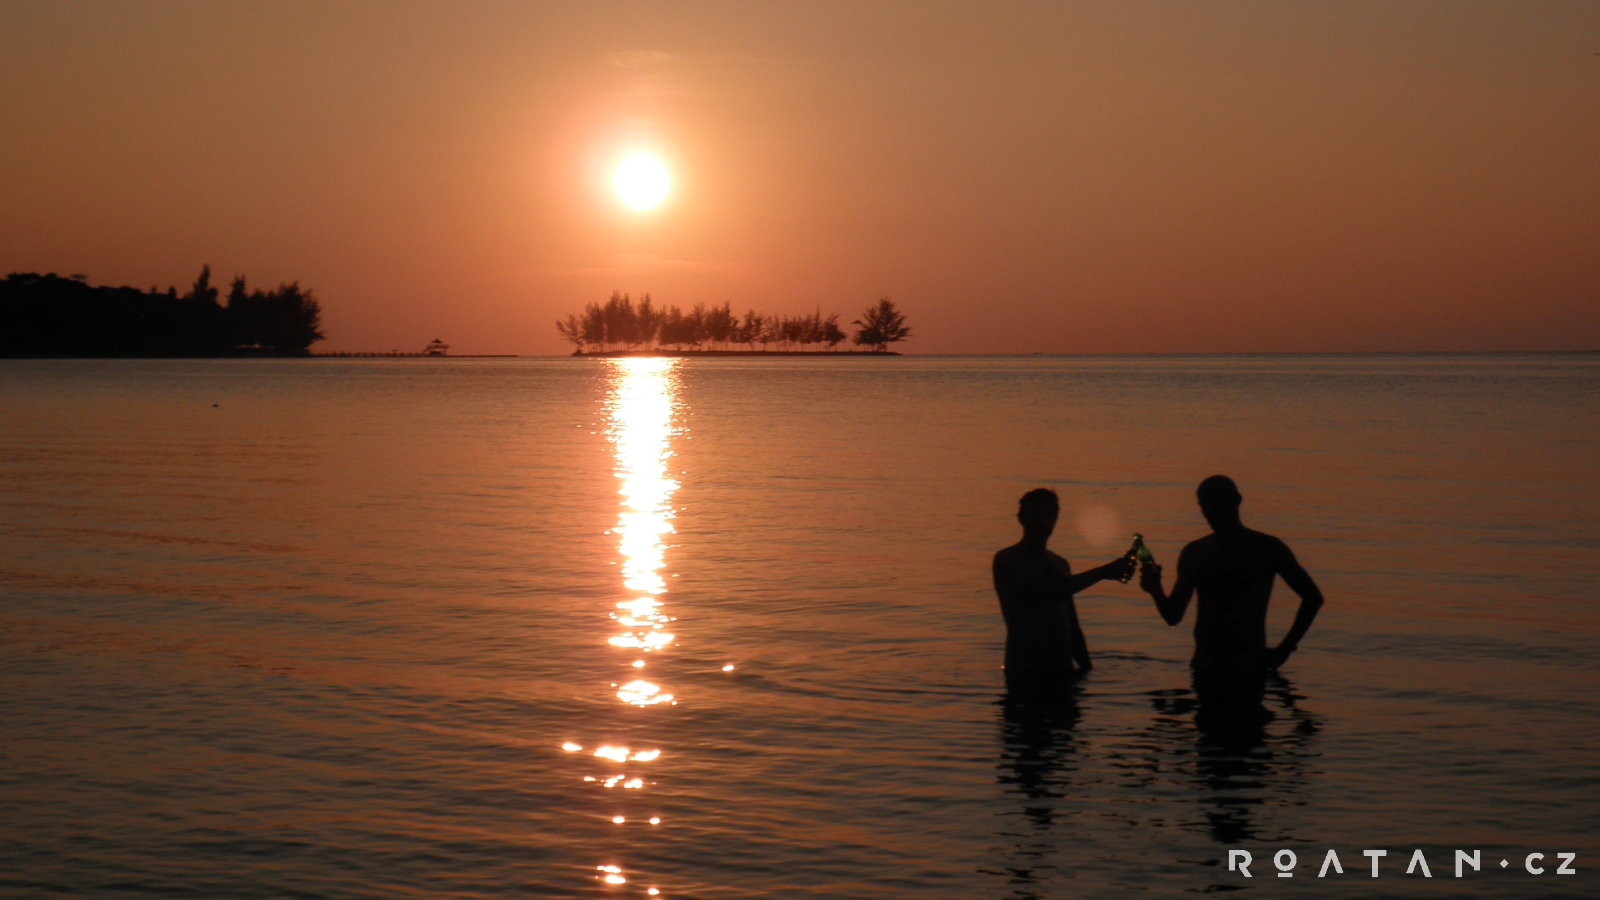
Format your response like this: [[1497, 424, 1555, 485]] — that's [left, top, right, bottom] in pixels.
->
[[1, 355, 1596, 898]]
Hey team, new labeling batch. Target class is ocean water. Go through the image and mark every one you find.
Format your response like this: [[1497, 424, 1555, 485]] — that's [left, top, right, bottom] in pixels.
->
[[1, 354, 1596, 898]]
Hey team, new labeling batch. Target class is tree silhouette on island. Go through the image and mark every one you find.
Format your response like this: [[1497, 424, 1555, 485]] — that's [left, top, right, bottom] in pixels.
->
[[557, 295, 911, 355], [851, 297, 912, 352], [1, 266, 324, 357]]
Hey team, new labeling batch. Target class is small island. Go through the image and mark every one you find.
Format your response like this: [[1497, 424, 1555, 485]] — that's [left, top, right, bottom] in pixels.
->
[[1, 267, 324, 357], [557, 295, 911, 355]]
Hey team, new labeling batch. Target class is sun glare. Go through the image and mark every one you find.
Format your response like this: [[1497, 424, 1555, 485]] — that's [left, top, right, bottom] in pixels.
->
[[612, 152, 671, 211]]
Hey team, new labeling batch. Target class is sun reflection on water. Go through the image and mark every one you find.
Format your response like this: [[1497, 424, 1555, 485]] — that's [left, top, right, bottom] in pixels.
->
[[608, 357, 680, 607], [606, 357, 680, 666], [616, 679, 675, 706], [591, 357, 682, 894]]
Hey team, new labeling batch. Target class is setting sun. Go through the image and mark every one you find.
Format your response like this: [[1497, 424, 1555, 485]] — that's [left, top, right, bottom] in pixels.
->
[[612, 152, 671, 211]]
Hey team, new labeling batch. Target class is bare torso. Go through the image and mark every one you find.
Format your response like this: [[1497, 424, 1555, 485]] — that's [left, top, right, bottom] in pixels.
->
[[1180, 528, 1294, 671], [992, 545, 1081, 677]]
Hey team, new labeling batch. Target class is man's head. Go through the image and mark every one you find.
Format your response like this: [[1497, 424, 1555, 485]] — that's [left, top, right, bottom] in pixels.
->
[[1196, 475, 1242, 531], [1017, 487, 1060, 539]]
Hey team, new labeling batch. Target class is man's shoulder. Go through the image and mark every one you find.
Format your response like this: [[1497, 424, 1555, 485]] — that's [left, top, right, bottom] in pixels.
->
[[1185, 529, 1288, 550], [994, 543, 1027, 571], [1246, 529, 1298, 563], [1241, 527, 1290, 550], [994, 545, 1067, 576]]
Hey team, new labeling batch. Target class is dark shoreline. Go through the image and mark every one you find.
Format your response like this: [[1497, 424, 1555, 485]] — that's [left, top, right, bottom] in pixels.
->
[[3, 271, 323, 357], [313, 352, 519, 358], [10, 350, 1592, 361], [571, 349, 900, 357]]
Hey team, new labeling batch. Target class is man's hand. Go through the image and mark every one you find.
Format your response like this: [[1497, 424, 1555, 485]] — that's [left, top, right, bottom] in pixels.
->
[[1105, 555, 1136, 583], [1140, 562, 1163, 596], [1265, 644, 1293, 671]]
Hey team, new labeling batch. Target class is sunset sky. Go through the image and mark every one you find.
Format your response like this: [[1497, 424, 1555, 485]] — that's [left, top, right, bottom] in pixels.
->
[[3, 1, 1597, 354]]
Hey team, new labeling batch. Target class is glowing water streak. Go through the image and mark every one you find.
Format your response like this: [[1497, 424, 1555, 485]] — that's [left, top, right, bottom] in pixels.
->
[[605, 358, 680, 656], [590, 357, 681, 895]]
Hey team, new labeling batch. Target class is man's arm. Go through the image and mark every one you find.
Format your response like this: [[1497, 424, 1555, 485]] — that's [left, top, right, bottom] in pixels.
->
[[1265, 539, 1323, 670], [1063, 557, 1135, 595], [1140, 545, 1194, 626], [996, 553, 1131, 600]]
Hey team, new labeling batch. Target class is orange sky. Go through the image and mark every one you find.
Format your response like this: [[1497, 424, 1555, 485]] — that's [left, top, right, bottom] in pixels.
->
[[3, 1, 1598, 353]]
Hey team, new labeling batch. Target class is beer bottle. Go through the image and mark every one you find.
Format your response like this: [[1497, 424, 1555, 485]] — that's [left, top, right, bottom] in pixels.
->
[[1134, 533, 1155, 567], [1119, 533, 1155, 583]]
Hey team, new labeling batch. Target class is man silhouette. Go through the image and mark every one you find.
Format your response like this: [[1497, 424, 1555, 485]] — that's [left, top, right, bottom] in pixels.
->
[[1140, 476, 1324, 723], [993, 488, 1135, 687]]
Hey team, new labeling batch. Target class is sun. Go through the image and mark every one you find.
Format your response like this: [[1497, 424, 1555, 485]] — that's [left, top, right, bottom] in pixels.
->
[[612, 152, 671, 211]]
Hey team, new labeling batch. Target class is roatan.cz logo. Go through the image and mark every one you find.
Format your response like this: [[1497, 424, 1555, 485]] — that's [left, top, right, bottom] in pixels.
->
[[1227, 849, 1577, 878]]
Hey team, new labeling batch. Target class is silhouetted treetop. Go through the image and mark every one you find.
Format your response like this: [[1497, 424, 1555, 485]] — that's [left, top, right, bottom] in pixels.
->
[[851, 297, 911, 352], [185, 265, 219, 306]]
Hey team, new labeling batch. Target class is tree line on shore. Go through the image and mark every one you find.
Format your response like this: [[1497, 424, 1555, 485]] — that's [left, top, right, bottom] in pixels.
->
[[0, 267, 324, 357], [557, 294, 911, 353]]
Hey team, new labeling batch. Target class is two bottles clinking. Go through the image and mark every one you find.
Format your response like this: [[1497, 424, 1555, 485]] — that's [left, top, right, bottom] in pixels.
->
[[1116, 533, 1156, 584]]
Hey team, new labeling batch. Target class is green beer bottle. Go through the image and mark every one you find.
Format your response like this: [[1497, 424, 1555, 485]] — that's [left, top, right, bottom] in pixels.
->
[[1119, 533, 1155, 583]]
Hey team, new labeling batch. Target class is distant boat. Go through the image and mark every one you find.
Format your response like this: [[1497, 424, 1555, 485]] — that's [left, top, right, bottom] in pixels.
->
[[423, 338, 449, 357]]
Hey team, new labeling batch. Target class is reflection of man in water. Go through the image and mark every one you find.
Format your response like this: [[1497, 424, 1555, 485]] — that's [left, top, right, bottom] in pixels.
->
[[993, 488, 1135, 687], [1140, 476, 1324, 725]]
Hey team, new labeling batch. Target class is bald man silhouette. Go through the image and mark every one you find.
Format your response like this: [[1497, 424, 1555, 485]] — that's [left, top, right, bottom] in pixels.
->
[[1140, 476, 1324, 675]]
